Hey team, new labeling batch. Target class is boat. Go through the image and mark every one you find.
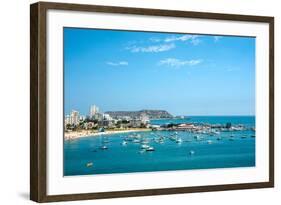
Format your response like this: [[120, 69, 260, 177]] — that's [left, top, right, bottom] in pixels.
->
[[133, 139, 141, 143], [189, 150, 195, 155], [241, 135, 247, 139], [176, 138, 182, 144], [121, 141, 127, 146], [216, 137, 222, 140], [194, 135, 199, 140], [207, 140, 213, 144], [251, 135, 256, 138], [100, 145, 108, 150], [146, 146, 155, 151], [194, 135, 203, 141], [141, 144, 150, 149], [86, 162, 93, 167]]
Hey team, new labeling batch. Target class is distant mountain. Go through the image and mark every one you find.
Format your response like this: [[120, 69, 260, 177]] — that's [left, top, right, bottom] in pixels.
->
[[105, 110, 173, 119]]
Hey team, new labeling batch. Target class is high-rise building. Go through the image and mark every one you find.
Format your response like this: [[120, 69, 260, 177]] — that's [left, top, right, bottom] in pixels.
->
[[70, 110, 79, 125], [90, 105, 100, 118], [64, 115, 71, 127]]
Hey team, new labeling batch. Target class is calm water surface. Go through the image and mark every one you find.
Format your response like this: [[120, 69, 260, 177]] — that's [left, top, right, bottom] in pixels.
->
[[64, 116, 255, 176]]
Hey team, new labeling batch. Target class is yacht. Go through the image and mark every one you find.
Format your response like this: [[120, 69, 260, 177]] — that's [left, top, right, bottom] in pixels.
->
[[86, 162, 93, 167], [121, 141, 127, 146], [100, 145, 108, 150], [146, 146, 155, 152], [141, 144, 150, 149]]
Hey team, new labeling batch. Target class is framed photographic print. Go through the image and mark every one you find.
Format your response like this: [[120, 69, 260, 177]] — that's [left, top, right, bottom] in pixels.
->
[[30, 1, 274, 202]]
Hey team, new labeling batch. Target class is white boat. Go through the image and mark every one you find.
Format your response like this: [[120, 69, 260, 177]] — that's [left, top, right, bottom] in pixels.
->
[[86, 162, 93, 167], [146, 146, 155, 151], [121, 141, 127, 146], [176, 138, 182, 144], [189, 150, 195, 155], [207, 140, 213, 144], [141, 144, 150, 149], [100, 145, 108, 150]]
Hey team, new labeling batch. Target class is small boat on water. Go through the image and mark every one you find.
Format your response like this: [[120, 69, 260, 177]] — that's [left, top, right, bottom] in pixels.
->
[[100, 145, 108, 150], [216, 137, 222, 141], [141, 144, 150, 149], [241, 135, 247, 139], [207, 140, 213, 144], [189, 150, 195, 155], [146, 146, 155, 152], [176, 138, 182, 144], [194, 135, 203, 141], [121, 141, 127, 146], [86, 162, 93, 167], [251, 135, 256, 138]]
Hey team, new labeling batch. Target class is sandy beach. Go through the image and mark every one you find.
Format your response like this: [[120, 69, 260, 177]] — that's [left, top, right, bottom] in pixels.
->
[[64, 128, 151, 140]]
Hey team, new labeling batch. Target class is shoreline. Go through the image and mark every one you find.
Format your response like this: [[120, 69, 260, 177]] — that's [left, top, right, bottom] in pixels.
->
[[64, 129, 151, 140]]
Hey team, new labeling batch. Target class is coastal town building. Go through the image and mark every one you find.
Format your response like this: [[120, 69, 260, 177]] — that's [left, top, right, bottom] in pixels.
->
[[90, 105, 100, 118], [103, 113, 113, 121], [79, 115, 86, 121], [70, 110, 79, 125]]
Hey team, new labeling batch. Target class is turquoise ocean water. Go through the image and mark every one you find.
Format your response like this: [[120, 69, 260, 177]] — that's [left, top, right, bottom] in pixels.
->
[[64, 116, 255, 176]]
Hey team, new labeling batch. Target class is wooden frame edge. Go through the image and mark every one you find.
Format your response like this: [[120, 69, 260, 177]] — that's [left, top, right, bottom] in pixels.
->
[[30, 2, 48, 202], [30, 1, 274, 202]]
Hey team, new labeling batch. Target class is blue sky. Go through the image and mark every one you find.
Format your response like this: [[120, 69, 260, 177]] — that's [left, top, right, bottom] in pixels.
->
[[64, 28, 255, 116]]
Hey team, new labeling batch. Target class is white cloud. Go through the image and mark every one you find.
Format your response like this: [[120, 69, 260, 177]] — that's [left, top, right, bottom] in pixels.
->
[[106, 61, 128, 66], [214, 36, 223, 42], [126, 43, 175, 53], [164, 34, 201, 45], [158, 58, 202, 68]]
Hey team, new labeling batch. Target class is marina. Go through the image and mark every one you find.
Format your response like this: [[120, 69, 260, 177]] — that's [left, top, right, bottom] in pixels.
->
[[64, 116, 255, 176]]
